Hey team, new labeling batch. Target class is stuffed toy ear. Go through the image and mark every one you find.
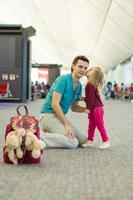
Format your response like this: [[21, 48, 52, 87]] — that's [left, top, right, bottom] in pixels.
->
[[16, 147, 23, 159], [8, 149, 18, 165], [25, 135, 32, 147]]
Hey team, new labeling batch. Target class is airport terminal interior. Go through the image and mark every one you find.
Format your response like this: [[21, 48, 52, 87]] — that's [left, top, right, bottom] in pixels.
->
[[0, 1, 133, 200]]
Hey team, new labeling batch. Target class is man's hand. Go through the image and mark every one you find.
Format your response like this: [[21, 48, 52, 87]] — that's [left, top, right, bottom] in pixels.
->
[[85, 109, 90, 114], [80, 96, 85, 101], [64, 123, 76, 139]]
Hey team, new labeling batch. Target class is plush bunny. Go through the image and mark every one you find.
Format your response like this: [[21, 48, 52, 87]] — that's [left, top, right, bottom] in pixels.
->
[[25, 132, 46, 159], [4, 128, 26, 164]]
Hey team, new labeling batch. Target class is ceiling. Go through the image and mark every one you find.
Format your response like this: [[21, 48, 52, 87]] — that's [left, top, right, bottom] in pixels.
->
[[1, 0, 133, 72]]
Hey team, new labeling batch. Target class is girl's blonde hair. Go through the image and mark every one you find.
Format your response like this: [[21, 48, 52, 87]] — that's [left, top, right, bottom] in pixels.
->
[[87, 67, 104, 88]]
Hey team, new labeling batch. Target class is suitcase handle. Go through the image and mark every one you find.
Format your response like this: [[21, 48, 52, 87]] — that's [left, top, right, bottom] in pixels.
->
[[16, 105, 29, 116]]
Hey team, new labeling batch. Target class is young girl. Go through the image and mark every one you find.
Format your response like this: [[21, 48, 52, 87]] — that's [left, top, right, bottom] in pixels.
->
[[82, 67, 111, 149]]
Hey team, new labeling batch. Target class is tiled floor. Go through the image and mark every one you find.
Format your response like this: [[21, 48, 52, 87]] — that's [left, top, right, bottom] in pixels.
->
[[0, 99, 133, 200]]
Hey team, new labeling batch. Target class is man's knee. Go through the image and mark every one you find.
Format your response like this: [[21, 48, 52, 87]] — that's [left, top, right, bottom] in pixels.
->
[[68, 138, 79, 149]]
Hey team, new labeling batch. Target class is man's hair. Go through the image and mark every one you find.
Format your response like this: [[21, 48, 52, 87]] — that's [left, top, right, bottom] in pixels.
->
[[71, 55, 89, 72]]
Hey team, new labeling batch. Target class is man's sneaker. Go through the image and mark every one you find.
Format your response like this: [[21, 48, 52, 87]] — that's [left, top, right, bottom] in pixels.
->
[[82, 140, 93, 148], [99, 141, 111, 149]]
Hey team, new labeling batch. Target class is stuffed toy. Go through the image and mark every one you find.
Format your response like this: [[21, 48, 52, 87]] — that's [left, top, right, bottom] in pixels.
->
[[4, 128, 46, 164], [4, 128, 26, 165], [25, 132, 46, 159]]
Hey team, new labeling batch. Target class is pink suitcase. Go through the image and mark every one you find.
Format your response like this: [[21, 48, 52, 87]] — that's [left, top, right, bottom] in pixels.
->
[[3, 105, 42, 164], [3, 124, 41, 164]]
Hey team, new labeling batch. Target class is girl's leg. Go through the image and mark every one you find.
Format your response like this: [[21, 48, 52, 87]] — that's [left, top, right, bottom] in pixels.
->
[[81, 112, 96, 148], [93, 106, 109, 142], [88, 112, 96, 141]]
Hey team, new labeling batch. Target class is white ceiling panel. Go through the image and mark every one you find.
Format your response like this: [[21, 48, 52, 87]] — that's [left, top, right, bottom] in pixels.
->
[[0, 0, 133, 72]]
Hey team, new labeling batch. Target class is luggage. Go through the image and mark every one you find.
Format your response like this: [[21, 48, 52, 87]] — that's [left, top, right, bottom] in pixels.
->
[[3, 105, 43, 164]]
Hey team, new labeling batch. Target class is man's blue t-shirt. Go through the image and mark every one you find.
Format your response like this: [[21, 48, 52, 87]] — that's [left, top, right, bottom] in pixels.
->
[[41, 74, 82, 114]]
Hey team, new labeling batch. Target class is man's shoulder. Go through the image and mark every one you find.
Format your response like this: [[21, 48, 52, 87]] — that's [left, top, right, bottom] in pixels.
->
[[55, 74, 71, 83], [58, 73, 71, 79]]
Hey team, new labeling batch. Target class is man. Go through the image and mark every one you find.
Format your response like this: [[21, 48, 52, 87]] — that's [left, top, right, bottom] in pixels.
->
[[40, 55, 89, 148]]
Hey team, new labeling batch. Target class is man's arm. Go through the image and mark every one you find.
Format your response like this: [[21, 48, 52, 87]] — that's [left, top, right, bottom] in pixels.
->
[[71, 101, 89, 113], [51, 91, 76, 138]]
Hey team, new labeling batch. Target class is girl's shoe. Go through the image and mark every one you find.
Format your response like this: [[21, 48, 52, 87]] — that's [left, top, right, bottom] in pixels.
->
[[99, 141, 111, 149], [82, 140, 93, 148]]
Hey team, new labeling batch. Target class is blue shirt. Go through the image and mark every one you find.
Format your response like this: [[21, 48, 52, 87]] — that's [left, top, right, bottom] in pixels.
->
[[41, 74, 82, 114]]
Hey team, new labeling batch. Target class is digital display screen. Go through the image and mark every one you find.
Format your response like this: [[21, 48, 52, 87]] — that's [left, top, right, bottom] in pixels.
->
[[0, 36, 16, 68]]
